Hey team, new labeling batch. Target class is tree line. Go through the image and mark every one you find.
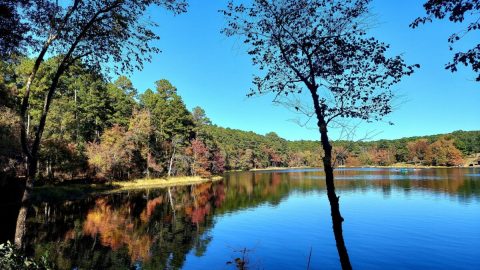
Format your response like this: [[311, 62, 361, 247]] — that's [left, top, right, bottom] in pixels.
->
[[206, 126, 477, 169], [0, 57, 226, 181], [1, 57, 477, 184]]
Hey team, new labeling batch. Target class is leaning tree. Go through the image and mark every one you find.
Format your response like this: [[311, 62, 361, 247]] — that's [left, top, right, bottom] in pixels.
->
[[12, 0, 187, 250], [222, 0, 417, 268]]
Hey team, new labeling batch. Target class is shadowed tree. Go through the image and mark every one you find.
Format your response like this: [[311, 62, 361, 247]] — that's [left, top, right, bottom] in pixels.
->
[[14, 0, 188, 250], [222, 0, 417, 268], [0, 0, 30, 59], [411, 0, 480, 81]]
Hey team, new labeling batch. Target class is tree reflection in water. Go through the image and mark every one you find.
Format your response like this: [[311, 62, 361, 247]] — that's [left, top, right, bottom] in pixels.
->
[[28, 182, 225, 269], [23, 168, 480, 269]]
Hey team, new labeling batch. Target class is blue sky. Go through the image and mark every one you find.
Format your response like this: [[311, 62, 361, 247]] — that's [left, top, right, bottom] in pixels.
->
[[128, 0, 479, 141]]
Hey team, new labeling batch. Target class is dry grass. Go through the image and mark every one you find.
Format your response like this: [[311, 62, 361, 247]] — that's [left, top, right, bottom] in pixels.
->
[[112, 175, 223, 191], [33, 176, 223, 201]]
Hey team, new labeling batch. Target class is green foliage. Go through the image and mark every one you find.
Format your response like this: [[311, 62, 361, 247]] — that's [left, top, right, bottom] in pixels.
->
[[107, 76, 137, 127], [0, 241, 53, 270], [140, 79, 194, 142], [2, 55, 478, 182], [192, 106, 212, 126], [0, 60, 23, 179]]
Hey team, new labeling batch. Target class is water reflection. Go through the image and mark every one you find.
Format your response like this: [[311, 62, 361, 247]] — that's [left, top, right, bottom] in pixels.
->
[[21, 168, 480, 269], [28, 182, 225, 269]]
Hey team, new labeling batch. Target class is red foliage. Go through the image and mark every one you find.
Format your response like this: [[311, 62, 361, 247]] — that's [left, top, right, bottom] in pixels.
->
[[188, 139, 211, 177]]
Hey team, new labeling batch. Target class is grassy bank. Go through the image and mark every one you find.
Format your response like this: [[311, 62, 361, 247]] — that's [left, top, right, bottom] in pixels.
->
[[33, 175, 222, 202], [112, 176, 223, 191]]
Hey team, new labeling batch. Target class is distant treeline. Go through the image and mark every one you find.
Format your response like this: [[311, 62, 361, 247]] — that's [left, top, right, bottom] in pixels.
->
[[1, 57, 478, 182], [205, 126, 479, 169]]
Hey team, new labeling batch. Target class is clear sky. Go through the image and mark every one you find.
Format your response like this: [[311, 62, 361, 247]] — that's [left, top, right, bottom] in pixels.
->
[[128, 0, 479, 141]]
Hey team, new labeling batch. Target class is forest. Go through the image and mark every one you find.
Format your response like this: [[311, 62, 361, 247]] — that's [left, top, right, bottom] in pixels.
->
[[1, 1, 480, 269], [1, 57, 478, 183]]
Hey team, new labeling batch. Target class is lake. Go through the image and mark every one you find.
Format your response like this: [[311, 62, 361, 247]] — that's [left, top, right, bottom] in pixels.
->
[[3, 168, 480, 269]]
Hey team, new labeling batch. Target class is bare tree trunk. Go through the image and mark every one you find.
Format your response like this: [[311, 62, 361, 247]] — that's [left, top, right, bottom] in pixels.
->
[[168, 146, 176, 177], [74, 88, 78, 142], [311, 88, 352, 270]]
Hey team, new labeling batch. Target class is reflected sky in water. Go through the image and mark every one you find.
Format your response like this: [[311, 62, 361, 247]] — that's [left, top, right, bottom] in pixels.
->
[[9, 168, 480, 269]]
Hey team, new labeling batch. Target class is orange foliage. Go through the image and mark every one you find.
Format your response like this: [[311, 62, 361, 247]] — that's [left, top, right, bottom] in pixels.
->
[[407, 139, 429, 164], [345, 155, 361, 166], [83, 198, 155, 261], [140, 196, 163, 222], [368, 148, 395, 166], [425, 137, 464, 166]]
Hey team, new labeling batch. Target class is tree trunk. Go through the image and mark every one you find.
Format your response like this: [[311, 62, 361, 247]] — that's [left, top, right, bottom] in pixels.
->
[[168, 146, 176, 177], [15, 59, 66, 250], [14, 156, 37, 250], [318, 121, 352, 270], [311, 88, 352, 270]]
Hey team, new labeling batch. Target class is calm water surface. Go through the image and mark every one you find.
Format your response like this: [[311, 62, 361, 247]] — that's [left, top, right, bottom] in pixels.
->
[[5, 168, 480, 269]]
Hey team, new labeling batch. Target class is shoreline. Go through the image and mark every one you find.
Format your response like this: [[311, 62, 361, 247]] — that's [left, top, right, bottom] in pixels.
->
[[249, 164, 478, 172], [32, 176, 223, 201], [30, 164, 479, 201]]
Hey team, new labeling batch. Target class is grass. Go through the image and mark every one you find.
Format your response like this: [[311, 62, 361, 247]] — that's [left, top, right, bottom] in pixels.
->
[[33, 175, 222, 202], [112, 176, 223, 191]]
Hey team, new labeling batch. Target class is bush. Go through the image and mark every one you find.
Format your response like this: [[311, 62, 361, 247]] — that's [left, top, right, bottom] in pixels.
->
[[0, 241, 53, 270]]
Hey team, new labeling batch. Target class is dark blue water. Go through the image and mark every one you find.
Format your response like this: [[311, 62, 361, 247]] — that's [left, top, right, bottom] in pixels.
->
[[182, 168, 480, 270], [7, 167, 480, 269]]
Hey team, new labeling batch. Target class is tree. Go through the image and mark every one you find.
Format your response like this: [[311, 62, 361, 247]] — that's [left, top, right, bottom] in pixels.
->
[[239, 149, 255, 170], [140, 80, 194, 141], [139, 80, 194, 175], [128, 109, 161, 177], [107, 76, 138, 127], [192, 106, 212, 126], [222, 1, 416, 268], [411, 0, 480, 81], [425, 137, 464, 166], [14, 0, 188, 249], [86, 125, 135, 180], [0, 60, 23, 180], [187, 139, 211, 178], [0, 0, 30, 59], [210, 148, 226, 174], [407, 139, 429, 165], [0, 107, 22, 181], [368, 147, 395, 166]]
